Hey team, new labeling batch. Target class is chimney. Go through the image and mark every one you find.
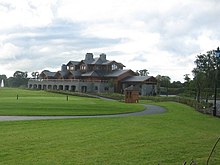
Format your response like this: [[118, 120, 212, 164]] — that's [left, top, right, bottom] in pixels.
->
[[85, 53, 94, 62], [100, 53, 106, 62], [61, 64, 67, 72]]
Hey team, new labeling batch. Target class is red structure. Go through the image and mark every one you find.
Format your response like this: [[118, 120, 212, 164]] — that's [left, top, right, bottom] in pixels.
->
[[124, 85, 139, 103]]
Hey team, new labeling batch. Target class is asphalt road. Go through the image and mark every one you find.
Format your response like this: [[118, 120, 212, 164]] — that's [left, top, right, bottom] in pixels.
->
[[0, 104, 166, 122]]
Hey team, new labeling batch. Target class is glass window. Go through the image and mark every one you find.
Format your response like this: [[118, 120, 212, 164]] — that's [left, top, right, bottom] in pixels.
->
[[112, 63, 117, 70]]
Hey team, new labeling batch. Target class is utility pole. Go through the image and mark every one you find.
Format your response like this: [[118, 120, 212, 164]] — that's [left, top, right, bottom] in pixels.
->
[[213, 47, 220, 116]]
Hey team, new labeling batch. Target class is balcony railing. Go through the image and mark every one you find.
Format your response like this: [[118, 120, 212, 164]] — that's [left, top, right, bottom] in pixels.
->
[[29, 79, 109, 83]]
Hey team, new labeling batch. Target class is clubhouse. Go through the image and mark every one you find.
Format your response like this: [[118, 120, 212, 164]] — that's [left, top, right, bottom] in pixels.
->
[[28, 53, 157, 95]]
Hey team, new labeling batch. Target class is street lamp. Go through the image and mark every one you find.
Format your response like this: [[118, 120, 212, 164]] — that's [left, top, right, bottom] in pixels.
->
[[213, 47, 220, 116]]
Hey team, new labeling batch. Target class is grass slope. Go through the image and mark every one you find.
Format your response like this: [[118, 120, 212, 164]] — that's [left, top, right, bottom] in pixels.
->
[[0, 88, 144, 115], [0, 101, 219, 164]]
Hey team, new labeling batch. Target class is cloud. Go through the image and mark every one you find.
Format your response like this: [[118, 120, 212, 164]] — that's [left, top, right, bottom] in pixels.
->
[[0, 43, 23, 61], [0, 18, 123, 75], [0, 0, 56, 30], [130, 54, 148, 63], [0, 0, 220, 82]]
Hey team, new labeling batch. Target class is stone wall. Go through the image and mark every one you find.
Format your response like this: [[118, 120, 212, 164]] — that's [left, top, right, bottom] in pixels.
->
[[28, 79, 114, 93]]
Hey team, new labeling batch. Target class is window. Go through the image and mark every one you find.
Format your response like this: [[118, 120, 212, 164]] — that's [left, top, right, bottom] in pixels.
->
[[112, 63, 117, 70], [81, 65, 86, 70], [68, 66, 74, 70]]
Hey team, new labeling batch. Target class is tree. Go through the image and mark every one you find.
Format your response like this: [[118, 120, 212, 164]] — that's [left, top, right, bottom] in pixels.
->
[[156, 75, 162, 95], [8, 71, 29, 87], [156, 75, 171, 96], [183, 74, 191, 85], [31, 72, 39, 79], [192, 68, 207, 102], [13, 71, 28, 78], [161, 76, 171, 96], [170, 81, 183, 88], [192, 50, 217, 102], [136, 69, 149, 76], [0, 75, 7, 80]]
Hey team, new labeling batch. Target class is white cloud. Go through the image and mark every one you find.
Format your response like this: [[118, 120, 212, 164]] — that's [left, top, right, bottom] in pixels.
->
[[0, 43, 22, 60], [197, 31, 220, 52], [0, 0, 55, 29], [0, 0, 220, 82], [58, 0, 135, 22]]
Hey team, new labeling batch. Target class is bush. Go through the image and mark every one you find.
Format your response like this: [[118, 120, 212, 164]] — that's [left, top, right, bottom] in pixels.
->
[[96, 92, 124, 100], [140, 95, 212, 112]]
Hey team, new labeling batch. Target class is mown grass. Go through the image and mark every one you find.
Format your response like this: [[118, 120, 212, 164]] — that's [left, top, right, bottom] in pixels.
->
[[0, 99, 219, 164], [0, 88, 144, 115]]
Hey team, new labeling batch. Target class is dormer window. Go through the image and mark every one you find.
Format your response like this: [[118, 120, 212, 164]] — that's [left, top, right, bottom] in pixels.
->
[[69, 66, 74, 71], [112, 63, 118, 70], [80, 65, 87, 70]]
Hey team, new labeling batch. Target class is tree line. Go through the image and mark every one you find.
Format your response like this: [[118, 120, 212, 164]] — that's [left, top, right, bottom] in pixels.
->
[[0, 71, 29, 88], [191, 48, 220, 102]]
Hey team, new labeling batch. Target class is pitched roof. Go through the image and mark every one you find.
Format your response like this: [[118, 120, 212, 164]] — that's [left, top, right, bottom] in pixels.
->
[[83, 56, 124, 66], [69, 70, 81, 77], [122, 76, 156, 82], [81, 70, 105, 77], [55, 71, 67, 77], [83, 58, 111, 65], [102, 60, 113, 65], [105, 69, 133, 77], [91, 58, 103, 64], [124, 85, 139, 91], [41, 70, 56, 77], [67, 61, 80, 66]]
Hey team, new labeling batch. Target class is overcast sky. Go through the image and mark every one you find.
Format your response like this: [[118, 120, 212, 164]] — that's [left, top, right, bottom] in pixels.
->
[[0, 0, 220, 82]]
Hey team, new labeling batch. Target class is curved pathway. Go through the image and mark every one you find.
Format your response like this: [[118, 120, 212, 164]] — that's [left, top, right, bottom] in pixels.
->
[[0, 104, 166, 122]]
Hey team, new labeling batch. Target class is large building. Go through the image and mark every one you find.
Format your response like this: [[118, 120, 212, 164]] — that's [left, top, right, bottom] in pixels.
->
[[28, 53, 157, 95]]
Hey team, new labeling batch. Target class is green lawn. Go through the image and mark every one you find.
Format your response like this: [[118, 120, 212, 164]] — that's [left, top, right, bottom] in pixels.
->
[[0, 88, 144, 115], [0, 98, 219, 164]]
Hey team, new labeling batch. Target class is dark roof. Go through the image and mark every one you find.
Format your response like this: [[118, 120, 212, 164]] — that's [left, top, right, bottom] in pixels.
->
[[91, 58, 103, 64], [81, 70, 105, 77], [122, 76, 156, 82], [67, 61, 80, 66], [102, 60, 113, 65], [105, 69, 132, 77], [41, 70, 56, 77], [83, 57, 124, 66], [69, 70, 81, 77], [117, 62, 125, 67], [81, 69, 134, 78], [81, 71, 98, 77], [83, 58, 111, 65], [124, 85, 139, 91], [55, 71, 67, 77]]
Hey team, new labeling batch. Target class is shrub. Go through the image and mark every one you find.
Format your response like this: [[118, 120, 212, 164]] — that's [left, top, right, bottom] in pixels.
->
[[140, 95, 213, 113]]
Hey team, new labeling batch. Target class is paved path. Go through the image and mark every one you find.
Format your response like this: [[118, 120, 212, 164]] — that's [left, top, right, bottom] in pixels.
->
[[0, 104, 166, 122]]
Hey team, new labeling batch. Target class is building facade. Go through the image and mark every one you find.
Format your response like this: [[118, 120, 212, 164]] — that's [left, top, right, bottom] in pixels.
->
[[28, 53, 157, 95]]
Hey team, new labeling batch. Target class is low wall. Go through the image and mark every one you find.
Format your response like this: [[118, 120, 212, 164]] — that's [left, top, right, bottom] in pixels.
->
[[28, 79, 114, 93]]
